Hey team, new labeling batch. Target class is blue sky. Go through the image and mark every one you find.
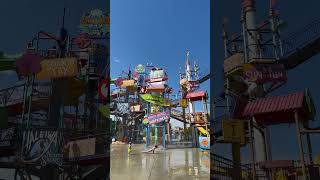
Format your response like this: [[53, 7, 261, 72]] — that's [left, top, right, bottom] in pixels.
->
[[110, 0, 210, 126], [212, 0, 320, 161]]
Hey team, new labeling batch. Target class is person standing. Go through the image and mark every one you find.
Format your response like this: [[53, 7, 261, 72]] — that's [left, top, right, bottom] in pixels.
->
[[128, 142, 132, 154]]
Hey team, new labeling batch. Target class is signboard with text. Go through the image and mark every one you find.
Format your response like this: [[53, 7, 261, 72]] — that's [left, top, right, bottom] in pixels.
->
[[80, 9, 109, 36], [22, 129, 63, 167], [243, 63, 287, 83], [222, 120, 246, 143], [36, 58, 78, 80], [199, 136, 210, 149], [135, 64, 145, 73], [147, 111, 170, 125]]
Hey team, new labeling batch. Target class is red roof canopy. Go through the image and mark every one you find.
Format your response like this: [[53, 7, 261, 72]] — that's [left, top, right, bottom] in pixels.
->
[[241, 92, 309, 125], [186, 91, 207, 101]]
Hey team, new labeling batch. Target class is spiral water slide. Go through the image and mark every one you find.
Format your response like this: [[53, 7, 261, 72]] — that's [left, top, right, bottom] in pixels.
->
[[196, 126, 209, 136]]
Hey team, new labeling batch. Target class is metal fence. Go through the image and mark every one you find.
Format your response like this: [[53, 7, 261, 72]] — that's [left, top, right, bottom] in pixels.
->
[[211, 153, 253, 180], [212, 153, 320, 180]]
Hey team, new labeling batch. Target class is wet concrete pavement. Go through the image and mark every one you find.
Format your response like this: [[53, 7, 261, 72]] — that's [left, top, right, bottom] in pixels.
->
[[111, 144, 210, 180]]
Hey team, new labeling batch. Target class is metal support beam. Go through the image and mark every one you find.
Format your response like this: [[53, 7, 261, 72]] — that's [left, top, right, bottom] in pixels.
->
[[301, 129, 320, 134], [232, 142, 241, 179], [294, 111, 307, 180], [248, 119, 256, 179]]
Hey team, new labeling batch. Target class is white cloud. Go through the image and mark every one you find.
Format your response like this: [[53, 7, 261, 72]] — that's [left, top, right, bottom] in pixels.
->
[[112, 56, 120, 63]]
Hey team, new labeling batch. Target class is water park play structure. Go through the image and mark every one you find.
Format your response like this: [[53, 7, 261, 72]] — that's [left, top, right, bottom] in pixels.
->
[[0, 9, 110, 179], [110, 51, 210, 151], [212, 0, 320, 179]]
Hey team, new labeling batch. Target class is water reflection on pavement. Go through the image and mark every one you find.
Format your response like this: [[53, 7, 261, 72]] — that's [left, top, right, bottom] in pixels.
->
[[111, 144, 210, 180]]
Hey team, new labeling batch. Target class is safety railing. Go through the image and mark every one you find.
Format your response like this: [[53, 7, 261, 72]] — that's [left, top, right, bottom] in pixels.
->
[[0, 82, 51, 107]]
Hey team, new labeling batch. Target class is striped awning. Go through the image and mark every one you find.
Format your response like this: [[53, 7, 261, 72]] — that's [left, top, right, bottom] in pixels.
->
[[241, 91, 312, 125], [242, 92, 304, 116]]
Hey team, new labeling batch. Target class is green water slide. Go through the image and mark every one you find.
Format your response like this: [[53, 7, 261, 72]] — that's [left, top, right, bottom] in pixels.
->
[[140, 94, 172, 107]]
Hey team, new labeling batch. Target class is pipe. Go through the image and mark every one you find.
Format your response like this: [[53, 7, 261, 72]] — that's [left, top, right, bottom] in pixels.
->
[[241, 9, 248, 63], [242, 0, 258, 61]]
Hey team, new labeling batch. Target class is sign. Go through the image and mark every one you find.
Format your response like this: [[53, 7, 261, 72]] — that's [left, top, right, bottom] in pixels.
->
[[135, 64, 145, 73], [80, 9, 109, 36], [243, 63, 287, 83], [222, 120, 246, 143], [74, 33, 91, 49], [199, 136, 210, 149], [22, 129, 63, 167], [0, 128, 15, 148], [36, 58, 78, 79], [121, 80, 135, 87], [98, 79, 109, 100], [64, 138, 96, 159], [147, 111, 170, 124]]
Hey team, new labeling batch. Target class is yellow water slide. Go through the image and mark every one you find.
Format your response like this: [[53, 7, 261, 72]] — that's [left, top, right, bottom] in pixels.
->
[[196, 125, 209, 136]]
